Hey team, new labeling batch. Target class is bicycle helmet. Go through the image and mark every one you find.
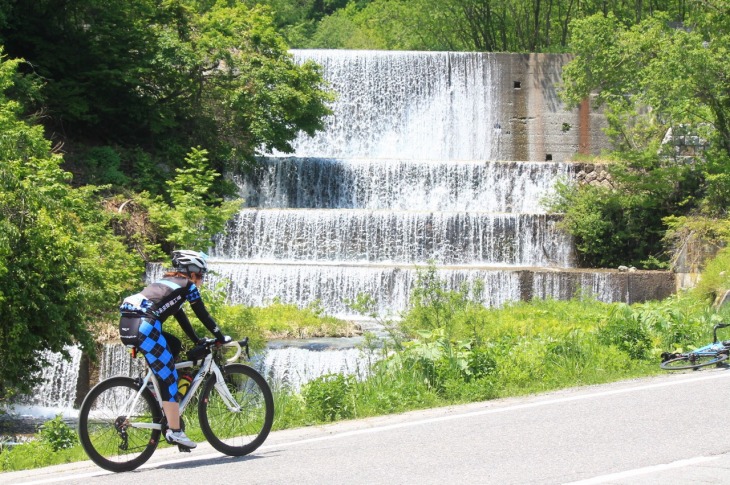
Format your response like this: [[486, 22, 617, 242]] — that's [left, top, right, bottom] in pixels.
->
[[172, 250, 208, 274]]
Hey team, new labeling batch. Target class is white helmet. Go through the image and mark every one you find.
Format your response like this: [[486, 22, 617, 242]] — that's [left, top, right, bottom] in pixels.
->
[[172, 250, 208, 274]]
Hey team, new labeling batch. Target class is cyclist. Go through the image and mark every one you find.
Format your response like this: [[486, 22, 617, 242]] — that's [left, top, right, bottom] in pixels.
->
[[118, 249, 230, 449]]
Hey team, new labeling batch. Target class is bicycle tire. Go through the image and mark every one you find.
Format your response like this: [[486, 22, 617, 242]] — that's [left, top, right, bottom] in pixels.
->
[[660, 352, 729, 370], [78, 376, 162, 472], [198, 364, 274, 456]]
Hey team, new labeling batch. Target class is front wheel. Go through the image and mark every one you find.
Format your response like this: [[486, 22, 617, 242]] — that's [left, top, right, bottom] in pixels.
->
[[198, 364, 274, 456], [77, 376, 162, 472], [660, 352, 728, 370]]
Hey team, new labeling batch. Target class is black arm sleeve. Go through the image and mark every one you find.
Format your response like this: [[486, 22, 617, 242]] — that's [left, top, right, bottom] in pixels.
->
[[173, 309, 201, 343], [189, 299, 225, 340]]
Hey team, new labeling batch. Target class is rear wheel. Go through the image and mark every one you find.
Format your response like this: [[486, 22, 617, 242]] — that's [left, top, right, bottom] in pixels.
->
[[198, 364, 274, 456], [78, 377, 162, 472], [660, 352, 728, 370]]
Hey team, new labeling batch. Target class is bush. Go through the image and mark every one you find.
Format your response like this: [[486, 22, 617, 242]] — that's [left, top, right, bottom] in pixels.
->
[[302, 373, 356, 422], [597, 305, 652, 359], [39, 415, 78, 452], [0, 415, 85, 471], [693, 246, 730, 303]]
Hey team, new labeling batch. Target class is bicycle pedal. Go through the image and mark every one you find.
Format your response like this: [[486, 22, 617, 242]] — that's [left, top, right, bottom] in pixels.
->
[[177, 444, 192, 453]]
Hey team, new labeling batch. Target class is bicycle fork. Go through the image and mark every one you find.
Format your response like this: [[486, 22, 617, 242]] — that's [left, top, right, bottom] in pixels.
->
[[211, 365, 242, 412]]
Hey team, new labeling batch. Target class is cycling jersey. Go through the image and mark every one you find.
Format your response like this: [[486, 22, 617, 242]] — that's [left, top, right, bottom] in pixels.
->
[[120, 275, 224, 342]]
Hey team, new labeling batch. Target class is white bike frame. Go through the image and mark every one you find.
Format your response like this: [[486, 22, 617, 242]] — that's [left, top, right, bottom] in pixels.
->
[[123, 340, 243, 432]]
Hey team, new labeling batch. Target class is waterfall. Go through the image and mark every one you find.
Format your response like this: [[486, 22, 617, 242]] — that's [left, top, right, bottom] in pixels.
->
[[255, 346, 376, 392], [213, 209, 574, 267], [280, 51, 501, 160], [206, 263, 522, 319], [234, 158, 577, 212], [99, 343, 147, 380], [160, 51, 670, 391], [204, 50, 671, 319], [8, 346, 83, 418], [204, 52, 590, 318]]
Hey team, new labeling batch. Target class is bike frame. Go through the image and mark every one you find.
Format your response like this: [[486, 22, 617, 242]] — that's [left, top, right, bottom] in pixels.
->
[[685, 323, 730, 357], [121, 341, 243, 432], [686, 341, 726, 357]]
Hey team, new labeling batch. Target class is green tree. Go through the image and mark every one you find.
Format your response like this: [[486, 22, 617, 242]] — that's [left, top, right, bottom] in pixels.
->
[[562, 7, 730, 163], [149, 147, 241, 250], [0, 51, 141, 400], [294, 0, 699, 52], [0, 0, 333, 191], [550, 3, 730, 267]]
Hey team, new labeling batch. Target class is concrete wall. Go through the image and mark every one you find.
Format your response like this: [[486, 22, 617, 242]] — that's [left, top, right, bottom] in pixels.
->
[[493, 53, 612, 162], [516, 269, 676, 304]]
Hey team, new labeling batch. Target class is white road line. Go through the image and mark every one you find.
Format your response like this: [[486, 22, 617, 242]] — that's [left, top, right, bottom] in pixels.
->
[[563, 455, 721, 484], [12, 371, 730, 484]]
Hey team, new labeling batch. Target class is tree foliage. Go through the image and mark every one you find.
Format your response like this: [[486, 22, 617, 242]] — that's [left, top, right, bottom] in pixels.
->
[[267, 0, 702, 51], [0, 0, 333, 191], [549, 2, 730, 268], [149, 147, 241, 250], [0, 52, 141, 399]]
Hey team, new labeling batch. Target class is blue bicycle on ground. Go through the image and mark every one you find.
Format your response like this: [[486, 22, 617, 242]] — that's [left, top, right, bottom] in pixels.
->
[[661, 323, 730, 370]]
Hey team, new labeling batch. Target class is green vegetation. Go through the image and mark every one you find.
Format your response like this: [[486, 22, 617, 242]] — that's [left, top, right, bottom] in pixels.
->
[[551, 5, 730, 268], [278, 269, 730, 427], [260, 0, 701, 52], [0, 0, 333, 400], [1, 416, 87, 470], [0, 1, 333, 185], [0, 52, 141, 398]]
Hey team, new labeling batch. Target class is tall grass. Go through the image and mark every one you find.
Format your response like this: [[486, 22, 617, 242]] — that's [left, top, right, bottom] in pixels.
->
[[291, 267, 730, 426]]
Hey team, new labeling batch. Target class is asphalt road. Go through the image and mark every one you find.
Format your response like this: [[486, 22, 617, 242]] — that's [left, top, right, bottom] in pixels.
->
[[6, 369, 730, 485]]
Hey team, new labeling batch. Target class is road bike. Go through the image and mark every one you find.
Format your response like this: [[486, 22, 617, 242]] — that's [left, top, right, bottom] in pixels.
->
[[78, 337, 274, 472], [660, 323, 730, 371]]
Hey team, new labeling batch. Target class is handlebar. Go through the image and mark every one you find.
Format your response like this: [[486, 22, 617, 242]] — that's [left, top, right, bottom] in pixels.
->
[[713, 323, 729, 343], [199, 337, 250, 363]]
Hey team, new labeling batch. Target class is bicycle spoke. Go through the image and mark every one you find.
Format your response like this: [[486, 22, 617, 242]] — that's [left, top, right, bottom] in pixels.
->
[[198, 364, 273, 456], [78, 377, 161, 472]]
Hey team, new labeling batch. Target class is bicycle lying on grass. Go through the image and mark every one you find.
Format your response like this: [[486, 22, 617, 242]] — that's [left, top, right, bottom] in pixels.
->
[[78, 337, 274, 472], [660, 323, 730, 371]]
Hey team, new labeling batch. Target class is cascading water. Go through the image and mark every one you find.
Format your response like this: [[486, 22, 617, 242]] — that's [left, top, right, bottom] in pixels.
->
[[215, 209, 573, 266], [202, 51, 577, 388], [99, 343, 147, 381], [277, 51, 501, 160], [210, 50, 590, 319], [235, 158, 577, 212], [4, 346, 83, 422], [207, 262, 522, 318]]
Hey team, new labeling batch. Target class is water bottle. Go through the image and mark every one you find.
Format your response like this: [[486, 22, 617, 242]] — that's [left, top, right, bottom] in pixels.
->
[[177, 373, 192, 397]]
